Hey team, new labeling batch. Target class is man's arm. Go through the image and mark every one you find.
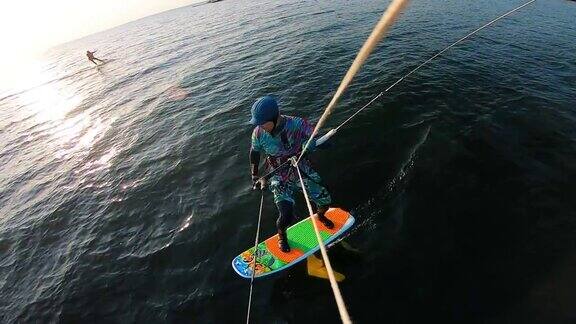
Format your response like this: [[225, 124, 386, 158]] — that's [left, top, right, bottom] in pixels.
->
[[249, 148, 260, 177], [250, 128, 262, 178]]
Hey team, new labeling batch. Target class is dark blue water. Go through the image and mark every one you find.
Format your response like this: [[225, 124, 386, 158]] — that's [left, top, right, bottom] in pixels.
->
[[1, 0, 575, 322]]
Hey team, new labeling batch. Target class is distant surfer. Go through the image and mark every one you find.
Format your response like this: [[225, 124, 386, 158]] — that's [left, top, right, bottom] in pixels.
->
[[249, 96, 334, 253], [86, 50, 104, 65]]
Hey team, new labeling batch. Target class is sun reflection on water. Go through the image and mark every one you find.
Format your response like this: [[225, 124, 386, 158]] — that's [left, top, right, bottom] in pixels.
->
[[19, 72, 82, 123], [15, 62, 119, 176]]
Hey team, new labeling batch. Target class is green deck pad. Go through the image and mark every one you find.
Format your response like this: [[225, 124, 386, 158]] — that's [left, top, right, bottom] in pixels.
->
[[288, 219, 331, 252]]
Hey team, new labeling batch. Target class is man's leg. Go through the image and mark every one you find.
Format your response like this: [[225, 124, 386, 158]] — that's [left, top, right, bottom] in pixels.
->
[[275, 200, 294, 253], [316, 205, 334, 229], [270, 179, 295, 253], [302, 173, 334, 229]]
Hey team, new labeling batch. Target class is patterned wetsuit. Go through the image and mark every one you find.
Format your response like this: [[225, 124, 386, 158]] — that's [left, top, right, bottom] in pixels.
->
[[250, 115, 331, 207]]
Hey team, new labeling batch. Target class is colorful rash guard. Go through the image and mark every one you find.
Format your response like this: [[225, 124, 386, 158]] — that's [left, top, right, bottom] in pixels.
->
[[250, 115, 332, 206]]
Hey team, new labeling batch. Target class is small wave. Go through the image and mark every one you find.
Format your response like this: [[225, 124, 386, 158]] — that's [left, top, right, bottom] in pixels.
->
[[351, 124, 432, 227]]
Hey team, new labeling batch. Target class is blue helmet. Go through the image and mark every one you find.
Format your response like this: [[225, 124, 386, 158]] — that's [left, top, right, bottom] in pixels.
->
[[249, 96, 279, 125]]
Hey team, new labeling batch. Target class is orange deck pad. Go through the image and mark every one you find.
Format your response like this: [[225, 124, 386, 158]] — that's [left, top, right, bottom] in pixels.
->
[[265, 235, 304, 263], [314, 208, 350, 235]]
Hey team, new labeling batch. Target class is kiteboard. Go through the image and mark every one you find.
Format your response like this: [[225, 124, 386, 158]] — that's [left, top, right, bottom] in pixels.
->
[[232, 207, 355, 279]]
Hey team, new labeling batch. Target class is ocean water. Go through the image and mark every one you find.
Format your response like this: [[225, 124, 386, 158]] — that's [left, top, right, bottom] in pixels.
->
[[1, 0, 575, 322]]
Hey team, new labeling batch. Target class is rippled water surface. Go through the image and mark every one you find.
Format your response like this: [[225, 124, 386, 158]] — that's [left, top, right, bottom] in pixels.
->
[[1, 0, 575, 322]]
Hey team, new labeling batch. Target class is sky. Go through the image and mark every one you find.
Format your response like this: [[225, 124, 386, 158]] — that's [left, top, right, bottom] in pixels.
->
[[0, 0, 201, 88]]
